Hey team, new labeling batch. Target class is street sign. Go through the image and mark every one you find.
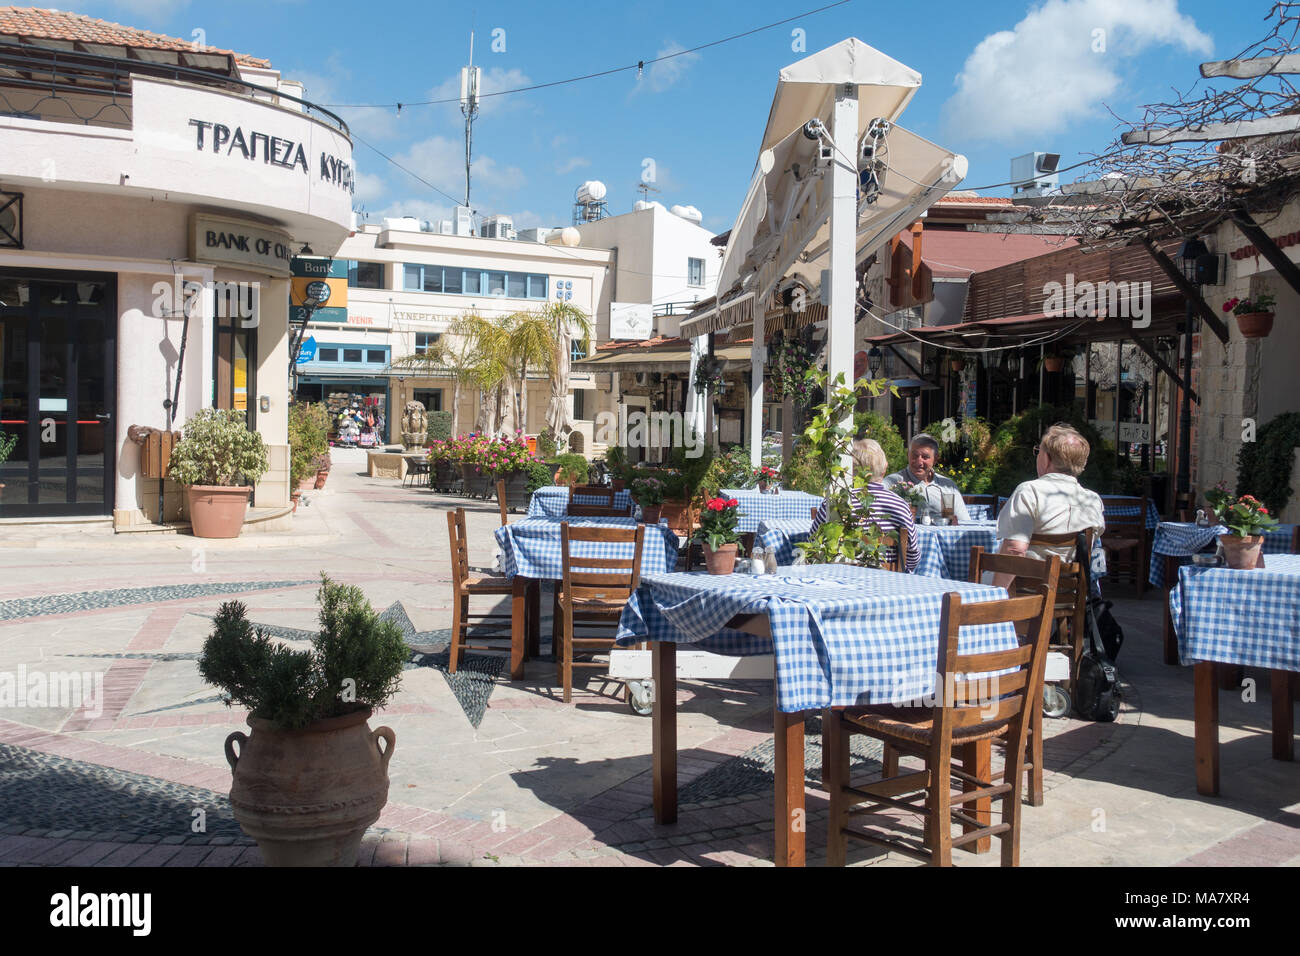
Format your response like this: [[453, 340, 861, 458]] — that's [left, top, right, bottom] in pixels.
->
[[296, 336, 318, 364]]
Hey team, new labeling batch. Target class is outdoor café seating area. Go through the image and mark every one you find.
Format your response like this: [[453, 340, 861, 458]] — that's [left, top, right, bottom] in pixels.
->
[[415, 473, 1300, 867]]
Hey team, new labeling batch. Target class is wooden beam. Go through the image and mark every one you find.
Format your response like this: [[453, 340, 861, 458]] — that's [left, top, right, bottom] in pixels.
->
[[1122, 113, 1300, 145], [1132, 336, 1198, 404], [1138, 237, 1231, 344], [1229, 211, 1300, 300], [1201, 54, 1300, 79], [886, 344, 924, 379]]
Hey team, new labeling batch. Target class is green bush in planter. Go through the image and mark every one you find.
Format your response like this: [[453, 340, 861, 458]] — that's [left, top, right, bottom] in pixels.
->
[[170, 408, 270, 488], [524, 460, 554, 494], [426, 411, 453, 443], [549, 452, 590, 484], [288, 403, 329, 487], [198, 575, 407, 730]]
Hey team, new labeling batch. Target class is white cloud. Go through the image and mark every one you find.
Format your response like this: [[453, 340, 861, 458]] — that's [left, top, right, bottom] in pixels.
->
[[351, 171, 387, 203], [556, 156, 590, 175], [391, 135, 526, 203], [292, 62, 403, 143], [634, 42, 699, 95], [941, 0, 1212, 143]]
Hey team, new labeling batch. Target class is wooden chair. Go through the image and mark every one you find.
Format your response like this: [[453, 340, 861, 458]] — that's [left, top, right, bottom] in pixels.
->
[[1290, 525, 1299, 554], [567, 485, 624, 517], [963, 494, 998, 518], [495, 479, 510, 527], [810, 506, 820, 522], [969, 549, 1064, 806], [555, 522, 646, 702], [825, 582, 1057, 867], [446, 508, 514, 674], [879, 525, 910, 573], [1101, 496, 1149, 593], [1028, 530, 1094, 703]]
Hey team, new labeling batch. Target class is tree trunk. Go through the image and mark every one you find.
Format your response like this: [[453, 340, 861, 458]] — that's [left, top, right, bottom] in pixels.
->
[[494, 383, 504, 437], [450, 381, 460, 438], [518, 360, 528, 436]]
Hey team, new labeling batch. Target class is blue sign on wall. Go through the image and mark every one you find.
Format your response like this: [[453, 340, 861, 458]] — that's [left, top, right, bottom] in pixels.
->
[[296, 336, 318, 364]]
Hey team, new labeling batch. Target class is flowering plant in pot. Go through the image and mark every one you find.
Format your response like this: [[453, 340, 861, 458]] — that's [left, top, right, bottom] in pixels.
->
[[1215, 493, 1278, 569], [753, 464, 781, 492], [891, 481, 928, 516], [169, 409, 269, 538], [694, 496, 742, 574], [1204, 480, 1233, 518], [1222, 292, 1276, 338], [199, 575, 407, 866], [631, 476, 666, 523]]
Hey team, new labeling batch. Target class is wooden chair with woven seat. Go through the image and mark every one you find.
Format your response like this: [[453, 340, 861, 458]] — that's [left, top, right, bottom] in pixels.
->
[[555, 521, 646, 703], [825, 578, 1058, 867], [963, 494, 998, 518], [567, 485, 624, 517], [969, 549, 1064, 806], [1101, 495, 1149, 594], [446, 508, 514, 675], [495, 479, 510, 527]]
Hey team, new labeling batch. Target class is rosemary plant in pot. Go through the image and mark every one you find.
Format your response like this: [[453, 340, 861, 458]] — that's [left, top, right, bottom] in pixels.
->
[[200, 575, 407, 866], [168, 409, 269, 538]]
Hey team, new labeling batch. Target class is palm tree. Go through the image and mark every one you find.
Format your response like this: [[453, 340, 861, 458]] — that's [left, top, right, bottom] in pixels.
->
[[390, 311, 508, 437], [511, 302, 592, 445], [504, 310, 558, 436]]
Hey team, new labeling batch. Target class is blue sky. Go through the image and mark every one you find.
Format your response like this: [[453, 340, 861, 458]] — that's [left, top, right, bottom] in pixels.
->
[[80, 0, 1264, 233]]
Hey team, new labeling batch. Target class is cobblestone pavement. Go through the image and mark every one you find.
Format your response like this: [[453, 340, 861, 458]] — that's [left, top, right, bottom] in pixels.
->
[[0, 449, 1296, 867]]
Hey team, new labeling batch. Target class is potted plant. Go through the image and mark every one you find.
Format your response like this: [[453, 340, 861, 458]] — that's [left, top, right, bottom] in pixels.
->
[[754, 464, 780, 493], [695, 496, 742, 574], [892, 481, 928, 518], [1204, 480, 1233, 519], [201, 575, 407, 866], [288, 403, 329, 493], [169, 409, 270, 538], [1042, 352, 1065, 373], [948, 351, 966, 373], [605, 445, 628, 491], [1214, 493, 1278, 569], [0, 429, 17, 499], [551, 452, 589, 487], [1222, 292, 1276, 339], [631, 476, 666, 524], [313, 452, 332, 490]]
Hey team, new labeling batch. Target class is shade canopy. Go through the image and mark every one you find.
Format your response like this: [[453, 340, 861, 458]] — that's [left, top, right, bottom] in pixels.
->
[[682, 37, 964, 340]]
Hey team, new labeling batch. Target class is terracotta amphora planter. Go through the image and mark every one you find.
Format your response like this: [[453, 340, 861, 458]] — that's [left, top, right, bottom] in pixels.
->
[[1219, 534, 1264, 570], [225, 707, 395, 867], [290, 491, 301, 514], [187, 485, 252, 538], [703, 542, 738, 575], [298, 476, 316, 492], [641, 504, 662, 524], [1235, 311, 1274, 338]]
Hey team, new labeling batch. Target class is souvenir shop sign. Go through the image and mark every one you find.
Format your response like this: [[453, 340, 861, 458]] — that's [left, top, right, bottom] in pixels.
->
[[291, 257, 348, 324]]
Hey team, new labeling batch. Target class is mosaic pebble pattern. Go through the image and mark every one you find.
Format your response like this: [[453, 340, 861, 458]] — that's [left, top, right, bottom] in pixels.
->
[[0, 580, 317, 621]]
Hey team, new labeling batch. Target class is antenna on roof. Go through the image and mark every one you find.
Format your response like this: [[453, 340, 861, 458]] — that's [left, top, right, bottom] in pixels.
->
[[460, 30, 481, 208]]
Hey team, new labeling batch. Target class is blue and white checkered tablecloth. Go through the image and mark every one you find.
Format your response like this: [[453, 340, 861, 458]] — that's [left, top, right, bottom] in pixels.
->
[[755, 519, 813, 565], [496, 516, 679, 580], [719, 489, 823, 533], [914, 522, 1000, 581], [1169, 554, 1300, 671], [996, 494, 1160, 529], [527, 485, 633, 518], [1148, 522, 1295, 588], [966, 504, 994, 521], [616, 564, 1018, 712]]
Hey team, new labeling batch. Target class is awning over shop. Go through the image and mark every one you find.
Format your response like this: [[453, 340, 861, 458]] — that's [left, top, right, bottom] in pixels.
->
[[575, 340, 751, 377]]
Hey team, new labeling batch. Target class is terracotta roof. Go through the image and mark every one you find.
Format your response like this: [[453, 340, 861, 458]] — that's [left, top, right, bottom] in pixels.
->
[[896, 227, 1078, 278], [0, 6, 271, 68], [934, 195, 1015, 205]]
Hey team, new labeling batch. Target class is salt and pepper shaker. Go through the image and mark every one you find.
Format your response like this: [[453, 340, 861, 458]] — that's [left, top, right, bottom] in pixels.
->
[[1195, 509, 1210, 528], [751, 543, 767, 575], [764, 547, 779, 575]]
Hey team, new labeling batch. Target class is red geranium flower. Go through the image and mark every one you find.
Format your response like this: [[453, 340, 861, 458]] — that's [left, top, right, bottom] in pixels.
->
[[728, 498, 739, 507]]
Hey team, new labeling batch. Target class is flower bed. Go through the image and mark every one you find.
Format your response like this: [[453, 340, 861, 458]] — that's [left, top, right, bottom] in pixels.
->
[[427, 433, 545, 497]]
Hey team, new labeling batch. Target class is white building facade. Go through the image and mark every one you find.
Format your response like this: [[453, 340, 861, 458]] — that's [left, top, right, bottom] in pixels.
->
[[0, 12, 354, 528]]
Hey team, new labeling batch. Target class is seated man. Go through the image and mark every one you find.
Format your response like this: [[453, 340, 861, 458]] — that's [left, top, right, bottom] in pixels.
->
[[812, 438, 920, 572], [884, 433, 971, 523], [995, 423, 1106, 587]]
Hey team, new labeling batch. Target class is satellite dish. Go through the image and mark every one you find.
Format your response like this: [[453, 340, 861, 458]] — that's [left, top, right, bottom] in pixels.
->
[[759, 149, 775, 175]]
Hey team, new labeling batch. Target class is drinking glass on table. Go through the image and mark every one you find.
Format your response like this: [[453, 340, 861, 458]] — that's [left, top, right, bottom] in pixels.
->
[[941, 491, 956, 524]]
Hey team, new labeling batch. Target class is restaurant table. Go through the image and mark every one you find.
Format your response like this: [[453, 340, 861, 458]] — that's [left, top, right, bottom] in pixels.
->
[[754, 518, 1000, 581], [718, 488, 824, 534], [526, 485, 633, 518], [1169, 554, 1300, 795], [617, 564, 1018, 866], [495, 516, 680, 679], [1150, 522, 1296, 665]]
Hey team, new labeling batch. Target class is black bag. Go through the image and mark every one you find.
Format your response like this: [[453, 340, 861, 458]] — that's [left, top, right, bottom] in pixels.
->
[[1072, 533, 1121, 722]]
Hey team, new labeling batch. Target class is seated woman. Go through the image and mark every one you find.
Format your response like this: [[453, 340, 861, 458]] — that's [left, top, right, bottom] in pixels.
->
[[811, 438, 920, 572]]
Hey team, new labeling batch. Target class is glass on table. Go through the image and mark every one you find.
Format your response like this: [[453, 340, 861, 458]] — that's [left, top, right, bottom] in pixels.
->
[[940, 491, 956, 524]]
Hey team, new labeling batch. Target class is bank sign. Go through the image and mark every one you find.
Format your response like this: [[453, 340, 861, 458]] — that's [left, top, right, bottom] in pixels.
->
[[290, 257, 348, 324], [191, 214, 294, 276]]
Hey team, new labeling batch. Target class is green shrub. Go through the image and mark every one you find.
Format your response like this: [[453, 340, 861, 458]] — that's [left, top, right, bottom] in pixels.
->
[[537, 431, 559, 460], [524, 460, 554, 494], [198, 575, 407, 730], [170, 408, 270, 488], [985, 404, 1140, 496], [1237, 411, 1300, 515], [549, 452, 590, 484], [853, 409, 906, 473], [426, 411, 453, 442], [701, 445, 756, 494], [288, 403, 330, 487]]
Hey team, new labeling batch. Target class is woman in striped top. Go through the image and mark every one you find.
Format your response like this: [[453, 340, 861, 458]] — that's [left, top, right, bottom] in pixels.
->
[[810, 438, 920, 572]]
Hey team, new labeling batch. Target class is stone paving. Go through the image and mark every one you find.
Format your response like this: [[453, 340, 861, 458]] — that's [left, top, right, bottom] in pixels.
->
[[0, 447, 1296, 867]]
